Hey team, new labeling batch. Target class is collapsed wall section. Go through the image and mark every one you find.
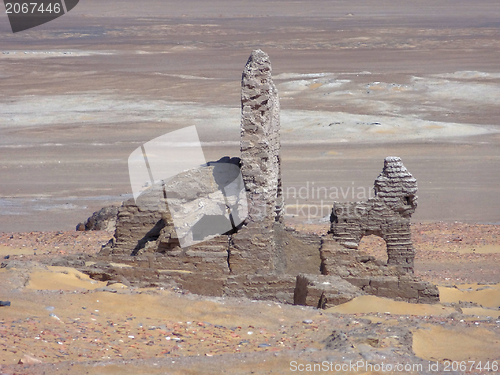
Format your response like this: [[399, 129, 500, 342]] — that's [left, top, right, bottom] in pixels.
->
[[94, 49, 291, 299], [84, 50, 439, 307], [327, 156, 417, 273]]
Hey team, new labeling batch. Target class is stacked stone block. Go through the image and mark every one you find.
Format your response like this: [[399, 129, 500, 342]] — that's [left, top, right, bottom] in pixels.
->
[[228, 49, 285, 276], [83, 50, 439, 308], [294, 274, 365, 309], [94, 49, 292, 301], [240, 49, 283, 224], [328, 156, 417, 273]]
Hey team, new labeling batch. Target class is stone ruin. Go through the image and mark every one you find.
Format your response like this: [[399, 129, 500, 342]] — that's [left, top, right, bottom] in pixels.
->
[[78, 50, 439, 308], [327, 156, 417, 273]]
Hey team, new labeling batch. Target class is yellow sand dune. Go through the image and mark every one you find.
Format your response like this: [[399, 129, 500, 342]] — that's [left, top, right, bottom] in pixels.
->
[[458, 245, 500, 254], [462, 307, 500, 318], [27, 266, 107, 291], [0, 245, 34, 256], [413, 324, 500, 361], [326, 295, 455, 315], [439, 283, 500, 308]]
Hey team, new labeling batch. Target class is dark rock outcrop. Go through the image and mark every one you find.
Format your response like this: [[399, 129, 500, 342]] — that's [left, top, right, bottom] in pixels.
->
[[78, 206, 119, 232]]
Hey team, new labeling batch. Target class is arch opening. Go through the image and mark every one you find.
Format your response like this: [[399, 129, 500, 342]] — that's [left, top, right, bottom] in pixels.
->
[[357, 234, 388, 263]]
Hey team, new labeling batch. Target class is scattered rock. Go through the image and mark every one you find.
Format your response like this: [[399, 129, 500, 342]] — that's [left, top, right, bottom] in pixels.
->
[[95, 287, 118, 293], [18, 354, 42, 365], [294, 274, 364, 308], [322, 330, 352, 350]]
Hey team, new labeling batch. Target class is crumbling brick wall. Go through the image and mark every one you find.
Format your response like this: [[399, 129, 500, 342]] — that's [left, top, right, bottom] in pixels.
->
[[94, 49, 294, 301], [83, 50, 438, 307], [327, 156, 418, 273]]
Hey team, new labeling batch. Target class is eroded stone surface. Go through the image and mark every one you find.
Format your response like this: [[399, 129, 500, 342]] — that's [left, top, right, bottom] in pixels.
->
[[327, 157, 417, 273], [294, 274, 365, 309], [240, 49, 283, 224], [90, 50, 290, 300], [227, 49, 285, 276], [77, 206, 119, 232], [80, 50, 438, 307]]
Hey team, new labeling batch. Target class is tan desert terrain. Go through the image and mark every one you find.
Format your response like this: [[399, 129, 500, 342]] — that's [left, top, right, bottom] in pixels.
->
[[0, 0, 499, 373], [0, 224, 499, 374]]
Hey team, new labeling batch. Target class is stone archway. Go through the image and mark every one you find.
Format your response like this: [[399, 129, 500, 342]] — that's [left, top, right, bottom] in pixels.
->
[[357, 234, 388, 263], [327, 157, 417, 273]]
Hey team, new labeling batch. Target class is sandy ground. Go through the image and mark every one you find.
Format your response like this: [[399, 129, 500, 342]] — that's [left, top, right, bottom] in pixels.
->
[[1, 0, 500, 231], [0, 223, 499, 374], [1, 0, 500, 373]]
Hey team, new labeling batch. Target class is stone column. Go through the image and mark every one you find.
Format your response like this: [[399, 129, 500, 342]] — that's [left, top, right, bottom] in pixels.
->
[[240, 49, 283, 224], [230, 50, 285, 275]]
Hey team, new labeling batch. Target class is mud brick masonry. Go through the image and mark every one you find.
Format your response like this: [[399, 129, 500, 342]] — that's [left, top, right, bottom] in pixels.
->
[[77, 50, 439, 307], [328, 156, 418, 274]]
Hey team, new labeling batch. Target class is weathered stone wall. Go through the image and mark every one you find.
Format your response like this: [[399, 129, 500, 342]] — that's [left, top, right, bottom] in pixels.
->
[[327, 156, 417, 273], [225, 274, 296, 304], [345, 274, 439, 304], [318, 237, 438, 303], [93, 49, 291, 300], [292, 150, 438, 307], [81, 50, 439, 308], [103, 192, 169, 257]]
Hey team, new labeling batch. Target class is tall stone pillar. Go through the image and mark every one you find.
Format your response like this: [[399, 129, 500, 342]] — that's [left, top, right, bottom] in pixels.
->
[[229, 50, 285, 275], [240, 49, 283, 224]]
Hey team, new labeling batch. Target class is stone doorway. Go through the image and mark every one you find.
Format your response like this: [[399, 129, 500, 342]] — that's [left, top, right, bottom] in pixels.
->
[[357, 234, 388, 263]]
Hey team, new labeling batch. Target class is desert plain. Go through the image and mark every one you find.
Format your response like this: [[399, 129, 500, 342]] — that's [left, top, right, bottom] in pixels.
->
[[0, 0, 499, 373]]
